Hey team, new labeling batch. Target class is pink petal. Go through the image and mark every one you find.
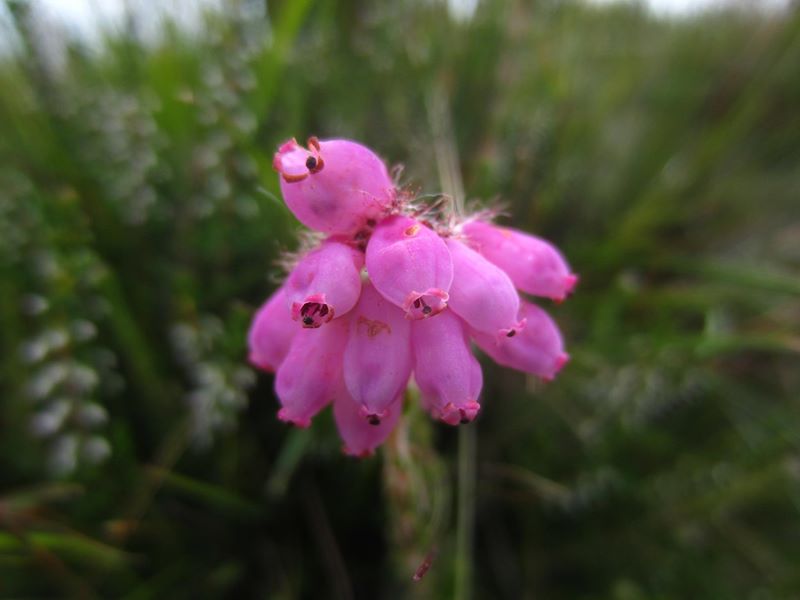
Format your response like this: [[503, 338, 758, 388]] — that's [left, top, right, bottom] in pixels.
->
[[472, 299, 568, 380], [285, 240, 364, 328], [446, 238, 524, 339], [463, 220, 577, 302], [343, 281, 412, 423], [366, 215, 453, 320], [333, 384, 402, 457], [247, 287, 297, 372], [412, 309, 483, 425], [274, 138, 395, 235], [275, 316, 349, 427]]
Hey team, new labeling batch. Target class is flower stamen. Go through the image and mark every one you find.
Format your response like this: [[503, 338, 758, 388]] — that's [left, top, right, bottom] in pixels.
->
[[299, 301, 334, 328], [404, 289, 448, 320]]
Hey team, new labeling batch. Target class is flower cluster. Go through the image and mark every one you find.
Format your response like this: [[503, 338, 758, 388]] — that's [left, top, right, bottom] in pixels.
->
[[248, 137, 577, 456]]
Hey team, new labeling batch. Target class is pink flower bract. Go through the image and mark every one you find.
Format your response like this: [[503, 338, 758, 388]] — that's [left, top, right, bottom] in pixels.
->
[[472, 299, 569, 381], [412, 309, 483, 425], [343, 281, 412, 424], [445, 237, 524, 340], [463, 220, 578, 302], [275, 317, 349, 427], [333, 382, 402, 457], [273, 138, 395, 235], [285, 239, 363, 328], [365, 215, 453, 320], [248, 287, 297, 373]]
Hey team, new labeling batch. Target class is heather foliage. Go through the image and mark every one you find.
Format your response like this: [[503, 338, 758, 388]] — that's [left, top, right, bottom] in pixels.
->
[[1, 1, 799, 598]]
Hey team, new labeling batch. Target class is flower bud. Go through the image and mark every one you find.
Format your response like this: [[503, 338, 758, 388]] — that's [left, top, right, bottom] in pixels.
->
[[285, 240, 364, 328], [366, 215, 453, 320], [412, 310, 482, 425], [248, 287, 297, 372], [273, 138, 394, 234], [275, 317, 349, 427], [472, 299, 568, 380], [342, 281, 412, 423], [445, 238, 524, 339], [463, 220, 577, 301], [333, 383, 401, 457]]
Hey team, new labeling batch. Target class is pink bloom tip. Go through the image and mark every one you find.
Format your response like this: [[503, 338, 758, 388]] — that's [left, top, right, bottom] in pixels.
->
[[440, 401, 481, 426], [291, 294, 335, 328], [277, 408, 311, 429]]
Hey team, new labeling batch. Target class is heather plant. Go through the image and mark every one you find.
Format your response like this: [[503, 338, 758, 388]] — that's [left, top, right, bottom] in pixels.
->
[[250, 136, 574, 450], [0, 1, 799, 598]]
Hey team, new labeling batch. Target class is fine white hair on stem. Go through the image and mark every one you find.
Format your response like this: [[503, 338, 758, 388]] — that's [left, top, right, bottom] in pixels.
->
[[274, 230, 326, 275]]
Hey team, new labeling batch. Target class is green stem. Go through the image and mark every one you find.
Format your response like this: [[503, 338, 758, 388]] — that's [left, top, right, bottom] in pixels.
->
[[454, 424, 476, 600]]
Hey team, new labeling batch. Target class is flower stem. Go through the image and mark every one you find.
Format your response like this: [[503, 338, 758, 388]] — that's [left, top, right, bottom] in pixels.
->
[[454, 423, 476, 600]]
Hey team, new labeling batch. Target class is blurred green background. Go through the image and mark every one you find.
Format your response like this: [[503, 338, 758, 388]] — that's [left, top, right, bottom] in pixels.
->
[[1, 0, 799, 598]]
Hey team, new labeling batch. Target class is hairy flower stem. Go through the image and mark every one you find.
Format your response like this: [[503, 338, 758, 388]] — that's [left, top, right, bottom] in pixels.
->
[[454, 423, 476, 600], [383, 389, 450, 588]]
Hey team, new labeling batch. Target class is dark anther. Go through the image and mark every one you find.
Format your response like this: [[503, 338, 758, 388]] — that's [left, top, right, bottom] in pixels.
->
[[506, 330, 516, 338], [413, 299, 421, 309], [302, 316, 314, 326], [305, 156, 318, 170], [422, 305, 432, 315], [319, 305, 329, 317], [367, 415, 381, 426]]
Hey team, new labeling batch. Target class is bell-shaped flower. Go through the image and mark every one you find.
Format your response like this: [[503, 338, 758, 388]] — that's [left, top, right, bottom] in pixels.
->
[[472, 299, 569, 380], [412, 310, 482, 425], [247, 287, 297, 372], [333, 383, 402, 457], [463, 220, 578, 301], [285, 240, 364, 328], [445, 238, 525, 339], [256, 135, 578, 454], [366, 215, 453, 320], [273, 137, 395, 235], [343, 281, 412, 424], [275, 317, 349, 427]]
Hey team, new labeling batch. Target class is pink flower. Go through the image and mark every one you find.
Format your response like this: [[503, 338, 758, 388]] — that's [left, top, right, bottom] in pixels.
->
[[285, 239, 364, 328], [247, 287, 297, 372], [343, 281, 412, 424], [463, 220, 578, 302], [333, 381, 402, 457], [273, 138, 395, 235], [412, 309, 483, 425], [275, 317, 349, 427], [365, 215, 453, 320], [248, 136, 577, 456], [472, 299, 569, 381], [445, 237, 524, 339]]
